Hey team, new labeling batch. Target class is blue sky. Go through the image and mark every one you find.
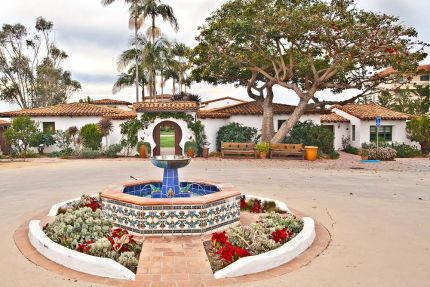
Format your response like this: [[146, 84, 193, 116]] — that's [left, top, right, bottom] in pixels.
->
[[0, 0, 429, 112]]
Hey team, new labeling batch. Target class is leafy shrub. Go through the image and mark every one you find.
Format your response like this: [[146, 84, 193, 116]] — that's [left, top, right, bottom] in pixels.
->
[[256, 142, 270, 153], [407, 115, 430, 155], [368, 147, 397, 161], [30, 132, 56, 154], [12, 150, 39, 158], [76, 148, 101, 159], [283, 121, 334, 154], [44, 207, 113, 249], [105, 144, 123, 158], [184, 140, 198, 154], [54, 130, 73, 154], [79, 124, 103, 150], [118, 252, 140, 272], [344, 145, 359, 155], [392, 143, 421, 158], [326, 150, 340, 159], [4, 116, 39, 152], [216, 122, 258, 151], [120, 119, 141, 156]]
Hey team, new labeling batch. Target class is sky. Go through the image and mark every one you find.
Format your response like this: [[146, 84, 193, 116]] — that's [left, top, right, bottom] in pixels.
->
[[0, 0, 429, 112]]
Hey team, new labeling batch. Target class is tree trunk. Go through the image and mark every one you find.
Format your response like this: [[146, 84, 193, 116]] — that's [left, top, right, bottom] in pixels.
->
[[271, 98, 309, 143], [260, 87, 274, 142], [141, 84, 145, 101], [421, 140, 430, 155], [134, 1, 139, 103]]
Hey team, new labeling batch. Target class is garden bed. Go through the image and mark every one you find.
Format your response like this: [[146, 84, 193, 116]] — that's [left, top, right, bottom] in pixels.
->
[[203, 195, 316, 278]]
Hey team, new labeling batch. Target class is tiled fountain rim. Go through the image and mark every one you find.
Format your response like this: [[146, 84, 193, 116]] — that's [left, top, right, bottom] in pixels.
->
[[100, 179, 240, 206]]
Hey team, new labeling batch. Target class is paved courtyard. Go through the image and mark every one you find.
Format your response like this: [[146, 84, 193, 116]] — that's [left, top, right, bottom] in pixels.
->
[[1, 153, 429, 287]]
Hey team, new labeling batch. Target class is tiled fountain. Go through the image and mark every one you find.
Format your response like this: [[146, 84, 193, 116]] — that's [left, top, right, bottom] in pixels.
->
[[100, 155, 241, 235]]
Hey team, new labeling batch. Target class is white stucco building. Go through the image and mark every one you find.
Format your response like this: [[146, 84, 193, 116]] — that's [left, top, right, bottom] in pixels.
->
[[0, 97, 417, 155]]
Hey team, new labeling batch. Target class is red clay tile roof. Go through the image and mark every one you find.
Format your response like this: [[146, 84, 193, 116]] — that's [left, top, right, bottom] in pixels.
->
[[0, 120, 10, 126], [92, 99, 132, 105], [197, 111, 231, 119], [198, 101, 326, 119], [134, 101, 199, 112], [202, 97, 248, 105], [321, 113, 350, 123], [0, 103, 136, 120], [378, 64, 430, 77], [333, 103, 411, 120]]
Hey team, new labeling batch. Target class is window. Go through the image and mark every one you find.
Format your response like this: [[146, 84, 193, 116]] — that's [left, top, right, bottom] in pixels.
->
[[43, 122, 55, 134], [420, 74, 430, 81], [278, 120, 286, 130], [370, 126, 392, 142], [352, 125, 356, 141]]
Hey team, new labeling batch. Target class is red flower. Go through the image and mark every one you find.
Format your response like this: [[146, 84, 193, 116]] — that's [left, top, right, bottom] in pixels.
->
[[211, 231, 228, 246], [216, 243, 250, 263], [251, 200, 263, 213], [272, 228, 293, 243], [240, 196, 247, 210], [85, 197, 101, 212], [76, 240, 93, 254]]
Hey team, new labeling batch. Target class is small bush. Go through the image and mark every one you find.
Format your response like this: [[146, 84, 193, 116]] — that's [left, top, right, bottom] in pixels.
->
[[216, 123, 258, 151], [105, 144, 123, 158], [368, 147, 397, 161], [13, 150, 39, 158], [283, 121, 335, 154], [343, 145, 359, 155], [256, 142, 270, 153], [76, 148, 101, 159], [80, 124, 103, 150], [391, 143, 421, 158], [326, 150, 340, 159]]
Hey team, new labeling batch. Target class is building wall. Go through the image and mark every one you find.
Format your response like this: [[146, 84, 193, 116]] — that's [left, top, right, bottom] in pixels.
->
[[29, 116, 126, 153]]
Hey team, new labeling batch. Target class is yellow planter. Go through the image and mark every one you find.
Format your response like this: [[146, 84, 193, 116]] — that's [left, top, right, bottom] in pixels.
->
[[305, 146, 318, 161]]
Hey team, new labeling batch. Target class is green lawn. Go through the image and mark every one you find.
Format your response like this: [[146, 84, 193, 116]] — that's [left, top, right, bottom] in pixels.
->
[[160, 130, 175, 148]]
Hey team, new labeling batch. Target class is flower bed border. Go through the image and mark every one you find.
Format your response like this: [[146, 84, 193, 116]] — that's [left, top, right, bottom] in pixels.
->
[[28, 220, 136, 280], [214, 217, 315, 279]]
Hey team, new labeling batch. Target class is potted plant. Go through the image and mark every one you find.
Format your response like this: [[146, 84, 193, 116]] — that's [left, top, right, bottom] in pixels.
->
[[360, 149, 369, 160], [202, 140, 210, 159], [137, 141, 147, 158], [184, 140, 197, 158], [256, 142, 270, 159]]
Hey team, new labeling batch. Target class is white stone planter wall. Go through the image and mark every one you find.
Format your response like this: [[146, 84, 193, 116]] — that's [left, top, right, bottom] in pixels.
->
[[28, 220, 135, 280], [214, 217, 316, 279], [243, 193, 291, 213]]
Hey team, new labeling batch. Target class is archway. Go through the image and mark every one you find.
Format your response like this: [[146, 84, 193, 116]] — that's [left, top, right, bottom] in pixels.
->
[[152, 121, 183, 156]]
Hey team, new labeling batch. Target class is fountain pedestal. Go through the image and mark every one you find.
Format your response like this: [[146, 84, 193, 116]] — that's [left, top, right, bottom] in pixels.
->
[[150, 156, 192, 198]]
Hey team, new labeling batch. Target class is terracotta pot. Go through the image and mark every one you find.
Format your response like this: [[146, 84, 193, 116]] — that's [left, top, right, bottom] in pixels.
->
[[361, 154, 369, 160], [304, 146, 318, 161], [260, 151, 267, 159], [139, 144, 147, 159], [187, 148, 194, 158], [202, 147, 209, 159]]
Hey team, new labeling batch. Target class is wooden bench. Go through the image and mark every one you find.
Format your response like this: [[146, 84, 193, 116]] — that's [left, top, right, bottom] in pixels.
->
[[270, 143, 305, 159], [221, 142, 257, 159]]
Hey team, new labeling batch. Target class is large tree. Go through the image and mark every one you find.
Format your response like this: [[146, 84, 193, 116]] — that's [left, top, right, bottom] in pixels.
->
[[0, 18, 80, 109], [378, 85, 430, 115], [193, 0, 428, 142]]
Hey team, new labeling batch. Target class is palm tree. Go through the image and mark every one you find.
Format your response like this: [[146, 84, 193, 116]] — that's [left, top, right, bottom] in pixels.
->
[[141, 38, 169, 99], [101, 0, 145, 103], [140, 0, 179, 44], [168, 43, 191, 93], [113, 65, 148, 100]]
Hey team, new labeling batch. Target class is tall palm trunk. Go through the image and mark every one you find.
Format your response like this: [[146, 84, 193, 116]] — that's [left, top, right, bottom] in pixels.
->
[[261, 87, 275, 142], [134, 1, 139, 103]]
